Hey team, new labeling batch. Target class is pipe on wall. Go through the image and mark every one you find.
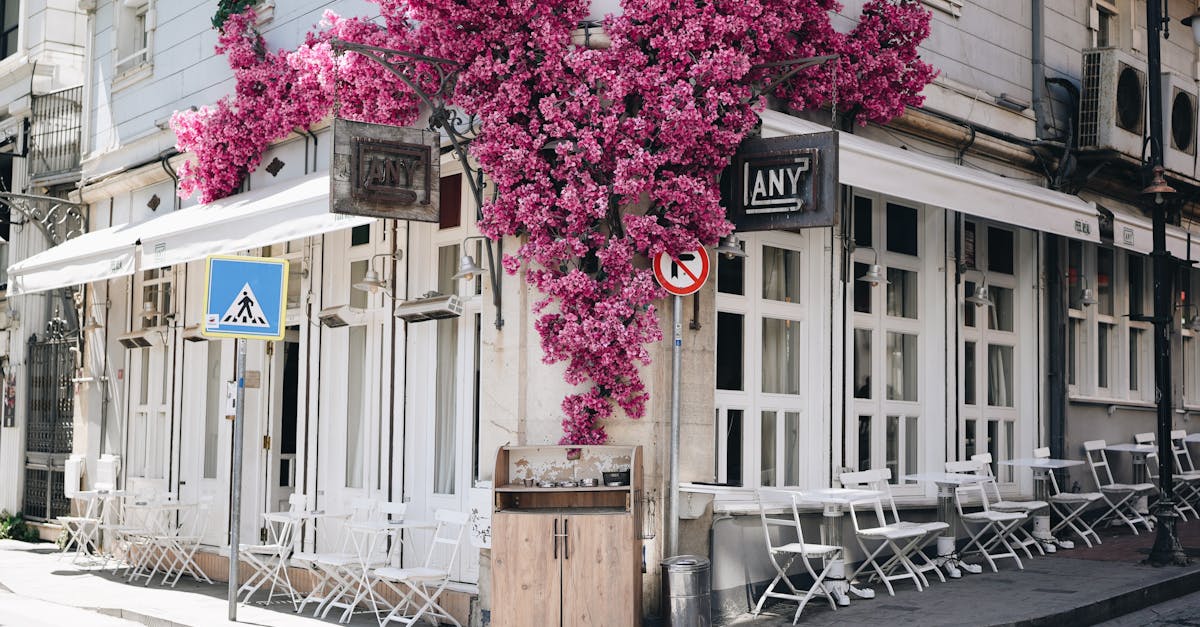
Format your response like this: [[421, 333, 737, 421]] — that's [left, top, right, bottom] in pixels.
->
[[1032, 0, 1050, 140]]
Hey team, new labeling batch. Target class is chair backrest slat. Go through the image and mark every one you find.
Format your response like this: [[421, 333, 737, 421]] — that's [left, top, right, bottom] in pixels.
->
[[1083, 439, 1115, 488]]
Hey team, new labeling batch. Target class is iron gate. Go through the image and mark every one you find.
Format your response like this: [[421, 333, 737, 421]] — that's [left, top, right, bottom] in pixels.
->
[[22, 319, 76, 522]]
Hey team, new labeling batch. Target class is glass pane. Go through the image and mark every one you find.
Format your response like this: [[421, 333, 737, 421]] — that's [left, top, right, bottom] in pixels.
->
[[886, 416, 899, 484], [1128, 255, 1144, 317], [988, 286, 1014, 332], [854, 329, 871, 399], [761, 411, 776, 487], [4, 1, 16, 26], [1098, 322, 1113, 389], [988, 227, 1015, 275], [434, 318, 459, 494], [886, 203, 919, 256], [964, 281, 977, 328], [349, 260, 369, 309], [345, 326, 365, 489], [761, 246, 801, 303], [1187, 338, 1198, 401], [1003, 421, 1015, 482], [437, 245, 459, 295], [886, 267, 918, 319], [1129, 328, 1142, 392], [853, 262, 872, 314], [1068, 319, 1079, 386], [905, 417, 918, 483], [784, 411, 800, 486], [964, 342, 976, 406], [1097, 247, 1114, 316], [716, 312, 743, 391], [854, 196, 873, 248], [963, 221, 978, 270], [987, 420, 999, 474], [858, 415, 872, 471], [762, 318, 801, 395], [203, 344, 222, 479], [886, 332, 918, 401], [287, 262, 303, 310], [965, 419, 977, 459], [717, 247, 745, 295], [351, 224, 371, 246], [727, 409, 743, 486], [987, 344, 1014, 407], [139, 349, 150, 404], [1068, 240, 1083, 309]]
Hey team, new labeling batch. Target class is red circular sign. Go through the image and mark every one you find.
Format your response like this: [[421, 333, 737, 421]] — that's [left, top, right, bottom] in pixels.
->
[[653, 248, 710, 296]]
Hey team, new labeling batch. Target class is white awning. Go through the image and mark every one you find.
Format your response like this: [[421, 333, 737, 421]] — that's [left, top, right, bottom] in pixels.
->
[[8, 172, 371, 296], [1110, 210, 1200, 260], [759, 110, 1101, 242]]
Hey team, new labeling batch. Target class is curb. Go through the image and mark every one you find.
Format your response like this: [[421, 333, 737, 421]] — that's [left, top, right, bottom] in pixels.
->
[[1004, 565, 1200, 627], [92, 607, 190, 627]]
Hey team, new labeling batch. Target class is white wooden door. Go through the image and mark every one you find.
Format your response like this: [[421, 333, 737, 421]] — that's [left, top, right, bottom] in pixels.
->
[[178, 337, 234, 545]]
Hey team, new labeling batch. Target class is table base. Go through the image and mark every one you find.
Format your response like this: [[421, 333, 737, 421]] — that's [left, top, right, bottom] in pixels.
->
[[826, 560, 874, 605], [934, 536, 982, 578]]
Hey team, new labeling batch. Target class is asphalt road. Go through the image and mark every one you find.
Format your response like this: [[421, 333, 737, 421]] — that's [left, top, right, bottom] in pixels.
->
[[1098, 590, 1200, 626]]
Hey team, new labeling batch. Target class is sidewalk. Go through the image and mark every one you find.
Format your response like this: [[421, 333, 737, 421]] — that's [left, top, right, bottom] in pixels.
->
[[727, 519, 1200, 626], [0, 540, 380, 627]]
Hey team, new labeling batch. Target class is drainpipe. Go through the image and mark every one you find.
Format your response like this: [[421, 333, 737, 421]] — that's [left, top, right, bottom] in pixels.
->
[[1031, 0, 1050, 140]]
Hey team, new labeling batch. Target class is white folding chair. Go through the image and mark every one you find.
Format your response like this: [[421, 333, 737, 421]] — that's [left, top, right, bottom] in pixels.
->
[[1033, 447, 1103, 547], [1168, 430, 1200, 511], [162, 497, 214, 587], [58, 455, 101, 564], [750, 489, 841, 624], [306, 497, 377, 618], [1083, 440, 1155, 534], [1135, 432, 1199, 521], [237, 507, 301, 607], [966, 454, 1048, 558], [953, 482, 1026, 572], [374, 509, 469, 627], [840, 469, 947, 590]]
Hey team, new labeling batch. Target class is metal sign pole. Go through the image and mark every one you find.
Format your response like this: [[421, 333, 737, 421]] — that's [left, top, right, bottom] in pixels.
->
[[668, 294, 682, 558], [228, 337, 247, 621]]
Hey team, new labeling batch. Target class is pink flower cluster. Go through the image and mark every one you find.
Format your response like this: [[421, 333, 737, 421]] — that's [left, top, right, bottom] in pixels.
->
[[172, 0, 934, 444]]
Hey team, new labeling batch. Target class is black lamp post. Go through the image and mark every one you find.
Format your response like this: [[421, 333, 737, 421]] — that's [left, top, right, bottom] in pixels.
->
[[1145, 0, 1188, 567]]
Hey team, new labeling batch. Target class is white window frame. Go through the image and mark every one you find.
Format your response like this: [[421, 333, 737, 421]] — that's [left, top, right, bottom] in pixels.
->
[[1067, 241, 1153, 404], [114, 0, 155, 84], [959, 220, 1020, 484], [715, 231, 813, 489], [847, 193, 926, 492]]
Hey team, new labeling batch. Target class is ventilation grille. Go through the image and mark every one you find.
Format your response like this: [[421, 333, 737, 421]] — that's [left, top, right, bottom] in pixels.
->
[[1079, 49, 1102, 148]]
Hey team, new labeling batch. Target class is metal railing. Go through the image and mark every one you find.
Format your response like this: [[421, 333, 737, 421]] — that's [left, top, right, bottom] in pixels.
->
[[27, 86, 83, 180]]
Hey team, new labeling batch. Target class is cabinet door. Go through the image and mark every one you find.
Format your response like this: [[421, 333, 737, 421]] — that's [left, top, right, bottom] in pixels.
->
[[561, 514, 637, 626], [491, 513, 562, 626]]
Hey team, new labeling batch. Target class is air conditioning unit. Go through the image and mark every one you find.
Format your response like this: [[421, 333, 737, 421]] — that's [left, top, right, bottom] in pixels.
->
[[1079, 47, 1147, 160], [395, 293, 462, 323], [1161, 71, 1197, 178]]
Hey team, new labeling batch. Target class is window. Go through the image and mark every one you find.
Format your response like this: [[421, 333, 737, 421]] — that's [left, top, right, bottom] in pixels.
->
[[137, 268, 172, 329], [850, 195, 923, 484], [715, 233, 807, 487], [115, 0, 153, 76], [268, 241, 306, 312], [1066, 241, 1151, 402], [0, 0, 16, 60], [345, 326, 366, 488], [1095, 1, 1117, 48], [961, 222, 1020, 482]]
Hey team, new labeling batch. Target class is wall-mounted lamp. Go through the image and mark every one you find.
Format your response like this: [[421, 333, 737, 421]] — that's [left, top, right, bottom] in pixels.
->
[[1183, 10, 1200, 51], [1140, 165, 1176, 206], [1079, 278, 1098, 308], [351, 251, 403, 297], [452, 235, 504, 329], [856, 248, 889, 287], [715, 232, 748, 259], [966, 272, 994, 308]]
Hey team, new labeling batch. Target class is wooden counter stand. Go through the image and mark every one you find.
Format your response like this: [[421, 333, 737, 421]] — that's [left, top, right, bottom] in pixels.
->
[[491, 445, 644, 626]]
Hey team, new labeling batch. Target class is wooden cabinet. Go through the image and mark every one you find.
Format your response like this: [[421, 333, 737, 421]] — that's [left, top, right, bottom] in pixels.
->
[[491, 445, 643, 627]]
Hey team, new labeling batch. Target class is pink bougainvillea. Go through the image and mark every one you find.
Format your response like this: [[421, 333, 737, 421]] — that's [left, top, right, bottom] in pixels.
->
[[173, 0, 935, 444]]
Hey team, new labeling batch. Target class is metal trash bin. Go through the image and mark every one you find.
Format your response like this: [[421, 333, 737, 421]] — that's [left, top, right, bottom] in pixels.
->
[[661, 555, 711, 627]]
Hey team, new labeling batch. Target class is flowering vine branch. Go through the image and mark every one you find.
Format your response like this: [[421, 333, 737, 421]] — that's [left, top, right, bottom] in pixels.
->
[[174, 0, 935, 445]]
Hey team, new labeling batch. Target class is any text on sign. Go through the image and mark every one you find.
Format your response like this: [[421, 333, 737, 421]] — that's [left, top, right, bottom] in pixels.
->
[[653, 248, 710, 296], [202, 255, 289, 340]]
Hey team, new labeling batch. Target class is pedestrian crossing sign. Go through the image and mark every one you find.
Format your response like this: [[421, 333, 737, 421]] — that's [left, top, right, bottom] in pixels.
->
[[202, 255, 289, 340]]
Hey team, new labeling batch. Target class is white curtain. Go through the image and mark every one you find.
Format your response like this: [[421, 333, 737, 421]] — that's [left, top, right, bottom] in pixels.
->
[[345, 326, 366, 489], [433, 318, 458, 495]]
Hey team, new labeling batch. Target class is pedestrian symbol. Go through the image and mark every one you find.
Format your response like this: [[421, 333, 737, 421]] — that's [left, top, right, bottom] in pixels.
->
[[202, 255, 288, 340], [221, 284, 270, 327]]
